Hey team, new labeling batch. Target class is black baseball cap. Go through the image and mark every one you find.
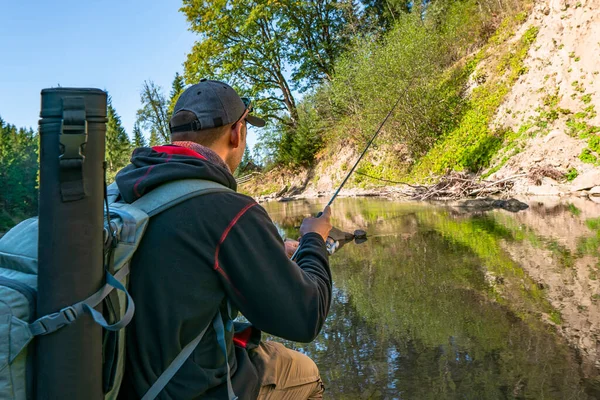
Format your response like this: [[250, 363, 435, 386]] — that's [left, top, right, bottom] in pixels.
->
[[170, 79, 265, 133]]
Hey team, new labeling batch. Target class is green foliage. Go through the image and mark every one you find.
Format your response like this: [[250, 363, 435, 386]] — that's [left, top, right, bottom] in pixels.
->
[[149, 129, 162, 147], [167, 72, 185, 118], [565, 167, 579, 181], [362, 0, 411, 29], [257, 100, 326, 166], [567, 203, 581, 216], [352, 154, 406, 187], [182, 0, 358, 125], [234, 147, 256, 178], [132, 122, 147, 148], [278, 0, 499, 168], [0, 117, 38, 232], [136, 80, 170, 142], [566, 107, 600, 165], [579, 148, 598, 164], [581, 93, 592, 104], [106, 98, 132, 180], [577, 217, 600, 260], [412, 24, 539, 177]]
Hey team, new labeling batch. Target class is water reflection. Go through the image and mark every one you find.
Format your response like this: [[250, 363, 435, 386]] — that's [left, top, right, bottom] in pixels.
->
[[262, 198, 600, 399]]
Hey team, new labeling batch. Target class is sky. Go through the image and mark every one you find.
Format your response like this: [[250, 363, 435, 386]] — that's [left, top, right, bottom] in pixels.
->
[[0, 0, 260, 150]]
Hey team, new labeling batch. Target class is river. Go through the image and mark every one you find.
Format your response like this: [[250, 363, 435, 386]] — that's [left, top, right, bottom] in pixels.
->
[[261, 197, 600, 399]]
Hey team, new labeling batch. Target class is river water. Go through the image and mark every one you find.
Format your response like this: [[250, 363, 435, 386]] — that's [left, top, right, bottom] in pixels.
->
[[262, 197, 600, 399]]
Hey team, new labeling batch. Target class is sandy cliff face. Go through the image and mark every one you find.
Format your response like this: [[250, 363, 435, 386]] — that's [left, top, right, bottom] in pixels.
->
[[490, 0, 600, 196]]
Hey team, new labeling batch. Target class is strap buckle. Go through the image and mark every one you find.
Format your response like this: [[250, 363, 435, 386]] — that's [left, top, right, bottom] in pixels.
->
[[60, 120, 88, 159], [33, 306, 79, 336]]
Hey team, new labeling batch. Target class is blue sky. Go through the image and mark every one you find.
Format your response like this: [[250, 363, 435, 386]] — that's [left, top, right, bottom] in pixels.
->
[[0, 1, 262, 150]]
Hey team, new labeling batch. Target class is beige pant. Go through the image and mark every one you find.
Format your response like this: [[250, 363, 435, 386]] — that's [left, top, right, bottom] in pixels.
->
[[250, 341, 324, 400]]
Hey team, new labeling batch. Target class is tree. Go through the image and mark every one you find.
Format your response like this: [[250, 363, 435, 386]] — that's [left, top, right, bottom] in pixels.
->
[[136, 80, 170, 142], [0, 117, 38, 231], [181, 0, 359, 126], [149, 129, 162, 147], [362, 0, 412, 28], [106, 98, 132, 177], [132, 122, 147, 148], [282, 0, 360, 85], [168, 72, 185, 117], [241, 147, 252, 167], [182, 0, 298, 125]]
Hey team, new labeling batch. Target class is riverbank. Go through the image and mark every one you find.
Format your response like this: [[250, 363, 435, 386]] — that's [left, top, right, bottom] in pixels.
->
[[244, 0, 600, 204], [248, 168, 600, 204]]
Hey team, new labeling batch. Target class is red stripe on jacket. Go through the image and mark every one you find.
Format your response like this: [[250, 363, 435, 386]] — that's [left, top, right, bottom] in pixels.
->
[[133, 153, 173, 198], [214, 202, 258, 299]]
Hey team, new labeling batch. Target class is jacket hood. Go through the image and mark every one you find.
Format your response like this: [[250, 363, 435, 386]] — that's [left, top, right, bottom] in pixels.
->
[[115, 145, 237, 204]]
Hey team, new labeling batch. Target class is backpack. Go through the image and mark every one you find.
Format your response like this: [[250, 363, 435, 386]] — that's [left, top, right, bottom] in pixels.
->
[[0, 178, 234, 400]]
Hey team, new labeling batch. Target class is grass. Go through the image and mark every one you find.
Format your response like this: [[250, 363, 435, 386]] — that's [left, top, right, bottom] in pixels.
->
[[562, 106, 600, 165], [411, 22, 539, 179], [565, 168, 579, 181]]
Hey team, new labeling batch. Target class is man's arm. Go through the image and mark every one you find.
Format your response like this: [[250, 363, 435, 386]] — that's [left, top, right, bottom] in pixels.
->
[[214, 202, 332, 343]]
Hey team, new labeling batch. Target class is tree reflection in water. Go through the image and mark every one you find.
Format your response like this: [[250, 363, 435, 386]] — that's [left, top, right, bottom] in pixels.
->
[[263, 198, 600, 399]]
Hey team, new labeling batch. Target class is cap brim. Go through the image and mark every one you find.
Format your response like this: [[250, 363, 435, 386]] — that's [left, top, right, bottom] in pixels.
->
[[246, 114, 265, 127]]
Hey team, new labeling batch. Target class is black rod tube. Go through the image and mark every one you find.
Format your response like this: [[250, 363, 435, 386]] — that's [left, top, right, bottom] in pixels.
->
[[36, 88, 107, 400]]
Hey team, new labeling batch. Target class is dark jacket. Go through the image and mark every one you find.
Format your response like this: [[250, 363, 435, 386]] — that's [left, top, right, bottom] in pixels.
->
[[116, 145, 332, 399]]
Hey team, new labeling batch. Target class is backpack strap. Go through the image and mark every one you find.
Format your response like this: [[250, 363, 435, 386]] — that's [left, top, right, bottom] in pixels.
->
[[141, 319, 211, 400], [131, 179, 234, 217], [29, 265, 134, 336], [141, 307, 238, 400], [215, 301, 238, 400], [30, 179, 232, 337]]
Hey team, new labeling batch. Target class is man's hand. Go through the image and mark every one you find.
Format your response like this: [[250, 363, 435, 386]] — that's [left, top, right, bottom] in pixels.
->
[[284, 239, 299, 258], [299, 206, 332, 242]]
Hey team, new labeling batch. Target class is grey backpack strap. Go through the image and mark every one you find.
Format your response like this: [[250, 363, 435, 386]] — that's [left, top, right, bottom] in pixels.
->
[[132, 179, 234, 217], [141, 319, 212, 400], [106, 181, 121, 204], [29, 265, 134, 336]]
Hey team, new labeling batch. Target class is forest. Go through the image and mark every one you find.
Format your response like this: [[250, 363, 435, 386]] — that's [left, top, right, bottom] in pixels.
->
[[0, 0, 529, 232]]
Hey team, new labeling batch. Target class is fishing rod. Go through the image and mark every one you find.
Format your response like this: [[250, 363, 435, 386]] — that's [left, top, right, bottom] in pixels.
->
[[291, 94, 403, 261]]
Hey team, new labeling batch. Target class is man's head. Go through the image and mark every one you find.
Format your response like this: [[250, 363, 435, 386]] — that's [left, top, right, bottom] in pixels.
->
[[169, 79, 265, 171]]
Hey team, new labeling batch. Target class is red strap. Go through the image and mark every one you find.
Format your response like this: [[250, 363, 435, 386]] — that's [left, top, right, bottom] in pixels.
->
[[233, 327, 253, 348]]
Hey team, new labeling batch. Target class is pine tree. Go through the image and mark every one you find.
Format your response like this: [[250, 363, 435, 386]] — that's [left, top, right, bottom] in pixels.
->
[[149, 129, 161, 146], [132, 122, 147, 148], [0, 117, 39, 232], [168, 72, 185, 117], [106, 97, 132, 179], [241, 147, 252, 168]]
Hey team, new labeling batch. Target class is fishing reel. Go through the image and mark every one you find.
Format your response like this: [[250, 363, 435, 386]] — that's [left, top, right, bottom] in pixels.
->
[[325, 237, 339, 255], [324, 228, 367, 256]]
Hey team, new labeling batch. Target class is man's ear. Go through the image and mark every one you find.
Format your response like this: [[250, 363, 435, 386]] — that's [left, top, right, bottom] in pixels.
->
[[230, 123, 241, 149]]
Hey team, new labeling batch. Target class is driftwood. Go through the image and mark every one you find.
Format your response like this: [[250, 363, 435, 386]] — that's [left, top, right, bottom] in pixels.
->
[[528, 165, 564, 185], [401, 172, 527, 200]]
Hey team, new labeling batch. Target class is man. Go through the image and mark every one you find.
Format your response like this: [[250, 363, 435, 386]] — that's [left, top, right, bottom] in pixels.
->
[[117, 79, 333, 399]]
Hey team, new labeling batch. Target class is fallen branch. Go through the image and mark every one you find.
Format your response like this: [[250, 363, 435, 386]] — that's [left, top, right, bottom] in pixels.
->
[[404, 172, 525, 200], [468, 173, 527, 195]]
